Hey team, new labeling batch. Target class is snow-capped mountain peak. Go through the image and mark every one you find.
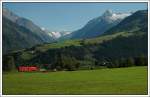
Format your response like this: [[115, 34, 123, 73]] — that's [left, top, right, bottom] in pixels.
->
[[41, 28, 72, 39], [88, 10, 131, 24], [110, 13, 131, 21], [103, 10, 113, 17], [70, 10, 133, 39], [51, 32, 61, 38], [101, 10, 132, 23]]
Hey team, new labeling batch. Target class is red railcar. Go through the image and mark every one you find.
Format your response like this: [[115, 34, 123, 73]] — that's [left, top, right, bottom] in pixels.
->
[[18, 66, 38, 72]]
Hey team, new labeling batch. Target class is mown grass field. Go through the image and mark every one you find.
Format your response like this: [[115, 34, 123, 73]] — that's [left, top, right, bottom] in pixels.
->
[[3, 66, 148, 95]]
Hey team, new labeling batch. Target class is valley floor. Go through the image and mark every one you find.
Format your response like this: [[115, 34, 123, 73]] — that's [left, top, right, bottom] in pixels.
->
[[2, 66, 148, 95]]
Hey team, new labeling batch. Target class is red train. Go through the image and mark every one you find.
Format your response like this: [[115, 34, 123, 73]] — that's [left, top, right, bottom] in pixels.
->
[[18, 66, 38, 72]]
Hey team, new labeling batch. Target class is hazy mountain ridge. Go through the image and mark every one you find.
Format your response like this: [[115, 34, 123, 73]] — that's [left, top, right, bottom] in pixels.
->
[[3, 8, 55, 42], [2, 8, 55, 54], [2, 17, 44, 54]]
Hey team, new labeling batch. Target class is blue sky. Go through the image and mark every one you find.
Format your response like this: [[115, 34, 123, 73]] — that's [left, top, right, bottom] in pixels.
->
[[3, 3, 147, 32]]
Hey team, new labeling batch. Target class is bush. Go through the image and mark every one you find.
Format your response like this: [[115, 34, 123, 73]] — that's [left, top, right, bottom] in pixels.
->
[[3, 56, 16, 71]]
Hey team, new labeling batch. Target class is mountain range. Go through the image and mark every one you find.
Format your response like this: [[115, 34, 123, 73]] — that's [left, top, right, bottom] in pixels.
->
[[65, 10, 132, 39], [2, 8, 147, 58], [2, 8, 148, 71]]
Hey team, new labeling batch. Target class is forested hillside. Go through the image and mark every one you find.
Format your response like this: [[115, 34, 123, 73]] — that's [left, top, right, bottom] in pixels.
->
[[3, 10, 148, 71]]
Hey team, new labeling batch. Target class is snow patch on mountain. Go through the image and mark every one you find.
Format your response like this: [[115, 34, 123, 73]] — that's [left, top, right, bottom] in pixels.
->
[[50, 31, 71, 39], [51, 32, 61, 38], [41, 27, 46, 31], [101, 10, 132, 22], [110, 13, 131, 21], [91, 10, 132, 24], [41, 28, 71, 39]]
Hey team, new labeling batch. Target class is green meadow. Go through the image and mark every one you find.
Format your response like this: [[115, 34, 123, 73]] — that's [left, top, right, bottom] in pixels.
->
[[3, 66, 148, 95]]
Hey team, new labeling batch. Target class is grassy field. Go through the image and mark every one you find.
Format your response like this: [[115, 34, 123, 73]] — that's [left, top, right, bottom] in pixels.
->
[[3, 66, 148, 95]]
